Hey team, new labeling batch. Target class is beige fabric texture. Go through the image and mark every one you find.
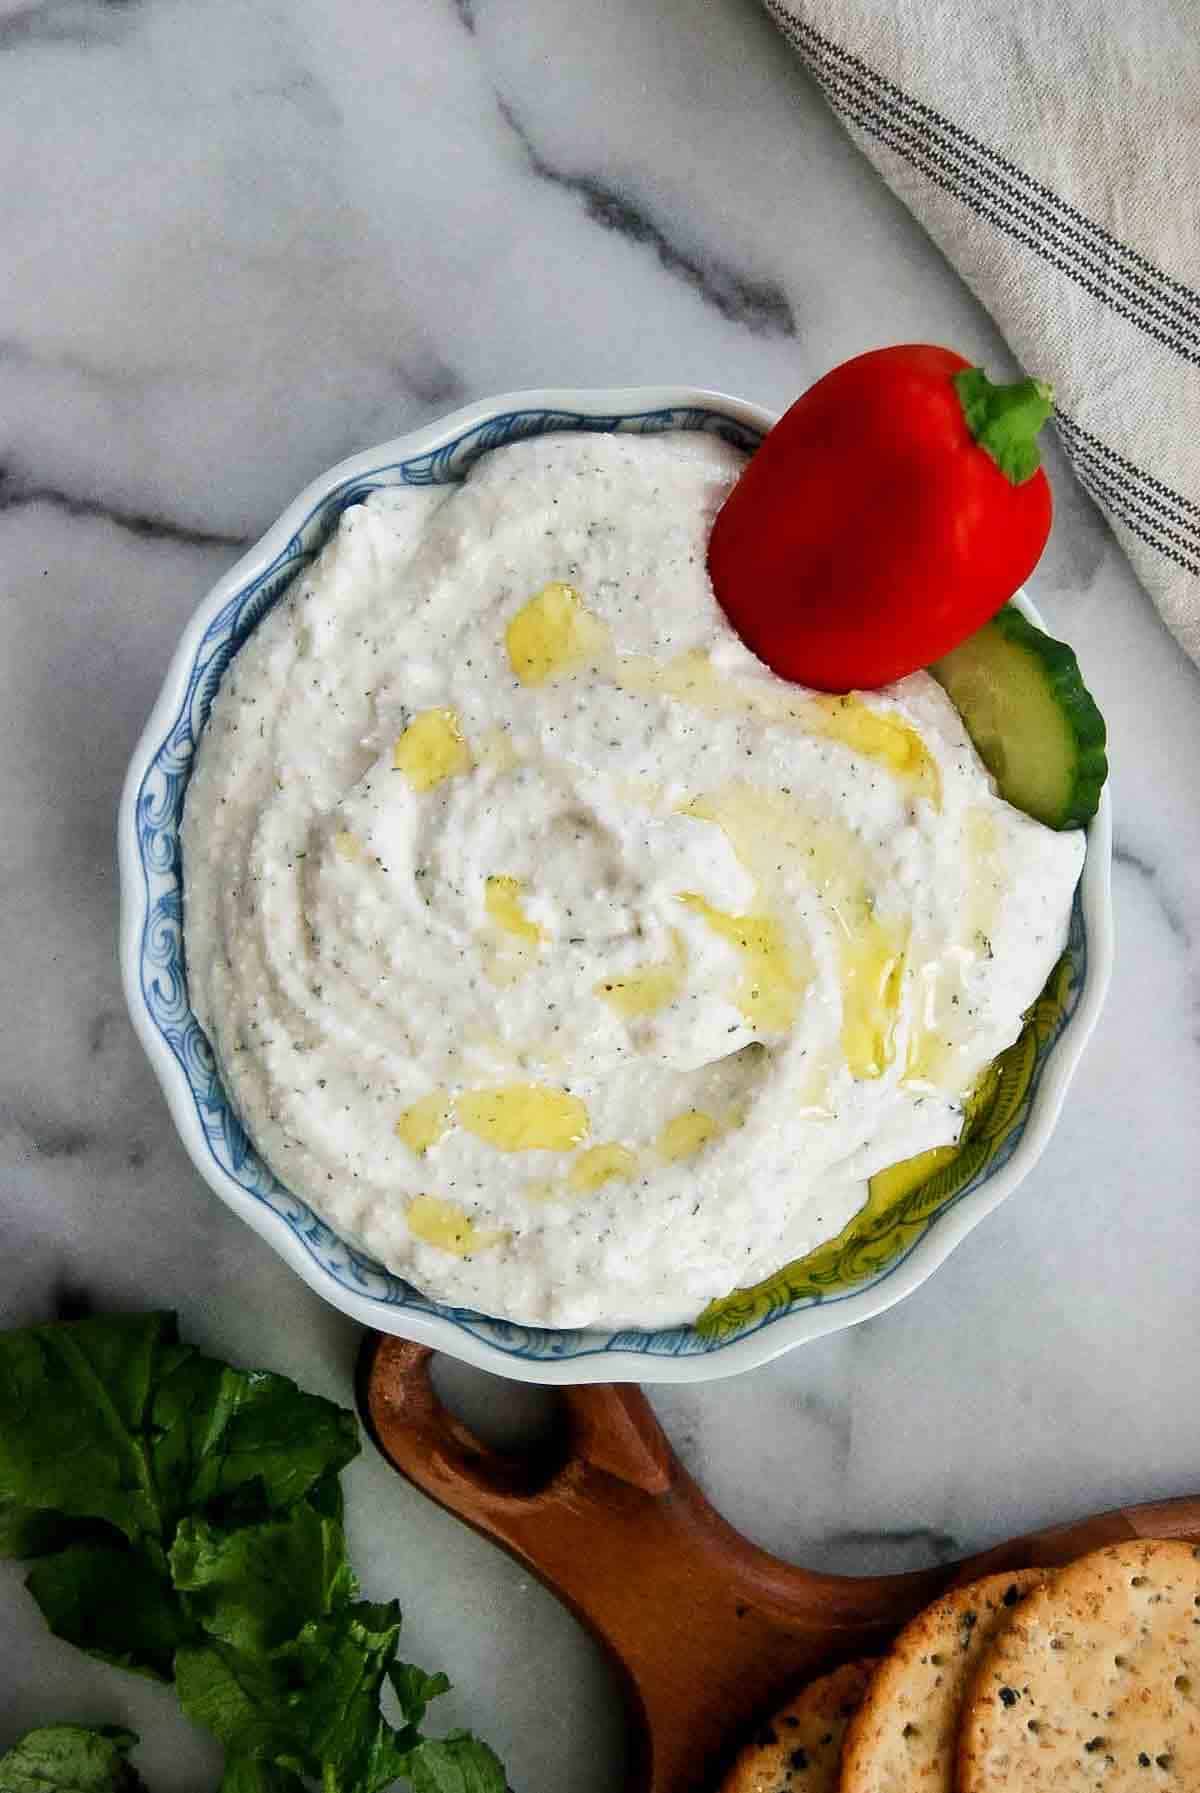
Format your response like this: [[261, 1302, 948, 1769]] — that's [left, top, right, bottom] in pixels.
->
[[763, 0, 1200, 667]]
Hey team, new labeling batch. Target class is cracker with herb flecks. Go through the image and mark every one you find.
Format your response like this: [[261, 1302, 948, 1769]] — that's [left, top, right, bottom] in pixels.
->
[[958, 1540, 1200, 1789], [837, 1568, 1045, 1792], [721, 1659, 877, 1793]]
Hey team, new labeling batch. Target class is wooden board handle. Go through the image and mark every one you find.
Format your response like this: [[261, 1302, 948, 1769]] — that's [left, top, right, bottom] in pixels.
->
[[360, 1339, 955, 1789], [358, 1337, 1200, 1793]]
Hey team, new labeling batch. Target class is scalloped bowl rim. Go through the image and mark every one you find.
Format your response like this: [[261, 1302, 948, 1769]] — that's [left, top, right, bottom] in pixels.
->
[[118, 385, 1113, 1384]]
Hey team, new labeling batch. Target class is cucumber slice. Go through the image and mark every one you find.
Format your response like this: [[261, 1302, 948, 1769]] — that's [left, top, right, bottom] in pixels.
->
[[931, 606, 1107, 829]]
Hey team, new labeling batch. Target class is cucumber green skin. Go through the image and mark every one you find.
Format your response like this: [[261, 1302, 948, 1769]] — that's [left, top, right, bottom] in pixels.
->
[[932, 604, 1108, 829]]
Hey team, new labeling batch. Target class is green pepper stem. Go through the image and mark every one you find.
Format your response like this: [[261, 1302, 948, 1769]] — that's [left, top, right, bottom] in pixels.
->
[[953, 367, 1054, 485]]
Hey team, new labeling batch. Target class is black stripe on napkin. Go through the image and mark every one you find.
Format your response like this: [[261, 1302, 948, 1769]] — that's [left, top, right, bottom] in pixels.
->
[[770, 8, 1199, 577], [1055, 414, 1200, 531], [1067, 455, 1200, 578], [778, 14, 1200, 361], [785, 19, 1200, 364], [1058, 445, 1200, 567]]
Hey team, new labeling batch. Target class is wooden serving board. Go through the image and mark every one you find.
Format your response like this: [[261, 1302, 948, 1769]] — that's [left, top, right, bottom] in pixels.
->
[[358, 1337, 1200, 1793]]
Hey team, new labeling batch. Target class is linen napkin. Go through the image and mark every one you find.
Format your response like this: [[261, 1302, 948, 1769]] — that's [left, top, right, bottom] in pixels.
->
[[761, 0, 1200, 668]]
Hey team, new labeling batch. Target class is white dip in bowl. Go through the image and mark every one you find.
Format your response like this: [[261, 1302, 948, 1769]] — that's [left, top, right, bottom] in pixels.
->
[[182, 430, 1084, 1328]]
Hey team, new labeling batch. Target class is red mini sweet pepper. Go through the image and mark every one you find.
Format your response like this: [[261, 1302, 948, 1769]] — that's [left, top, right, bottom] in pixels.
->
[[707, 344, 1055, 691]]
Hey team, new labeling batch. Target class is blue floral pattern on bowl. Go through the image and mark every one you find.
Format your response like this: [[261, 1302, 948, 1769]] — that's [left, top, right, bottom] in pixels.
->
[[124, 395, 1105, 1378]]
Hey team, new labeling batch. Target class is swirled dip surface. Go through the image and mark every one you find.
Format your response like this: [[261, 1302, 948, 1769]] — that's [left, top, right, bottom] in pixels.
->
[[183, 432, 1085, 1327]]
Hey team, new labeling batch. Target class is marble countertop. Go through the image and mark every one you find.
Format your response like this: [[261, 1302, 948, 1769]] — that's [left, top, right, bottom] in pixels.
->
[[3, 0, 1199, 1786]]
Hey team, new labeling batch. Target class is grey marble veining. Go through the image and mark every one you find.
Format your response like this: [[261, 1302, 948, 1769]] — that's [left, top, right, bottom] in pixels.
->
[[2, 0, 1199, 1787]]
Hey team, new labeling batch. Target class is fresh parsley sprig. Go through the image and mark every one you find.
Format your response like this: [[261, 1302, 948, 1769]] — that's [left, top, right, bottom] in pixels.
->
[[0, 1725, 146, 1793], [0, 1313, 506, 1793]]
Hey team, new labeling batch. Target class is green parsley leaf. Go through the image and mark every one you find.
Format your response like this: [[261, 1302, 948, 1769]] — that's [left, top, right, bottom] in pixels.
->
[[0, 1315, 174, 1554], [0, 1313, 359, 1559], [402, 1735, 509, 1793], [388, 1664, 451, 1730], [0, 1725, 146, 1793], [176, 1600, 413, 1793], [0, 1313, 359, 1677], [171, 1501, 358, 1656], [1, 1314, 508, 1792], [150, 1351, 359, 1523], [25, 1544, 186, 1681], [172, 1637, 299, 1768], [217, 1760, 307, 1793]]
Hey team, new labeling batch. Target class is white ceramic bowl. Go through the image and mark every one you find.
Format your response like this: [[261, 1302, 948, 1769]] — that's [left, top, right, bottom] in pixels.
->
[[119, 386, 1112, 1383]]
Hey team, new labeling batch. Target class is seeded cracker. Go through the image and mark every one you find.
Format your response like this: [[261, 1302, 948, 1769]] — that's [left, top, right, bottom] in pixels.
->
[[958, 1540, 1200, 1789], [838, 1568, 1045, 1792], [720, 1659, 877, 1793]]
